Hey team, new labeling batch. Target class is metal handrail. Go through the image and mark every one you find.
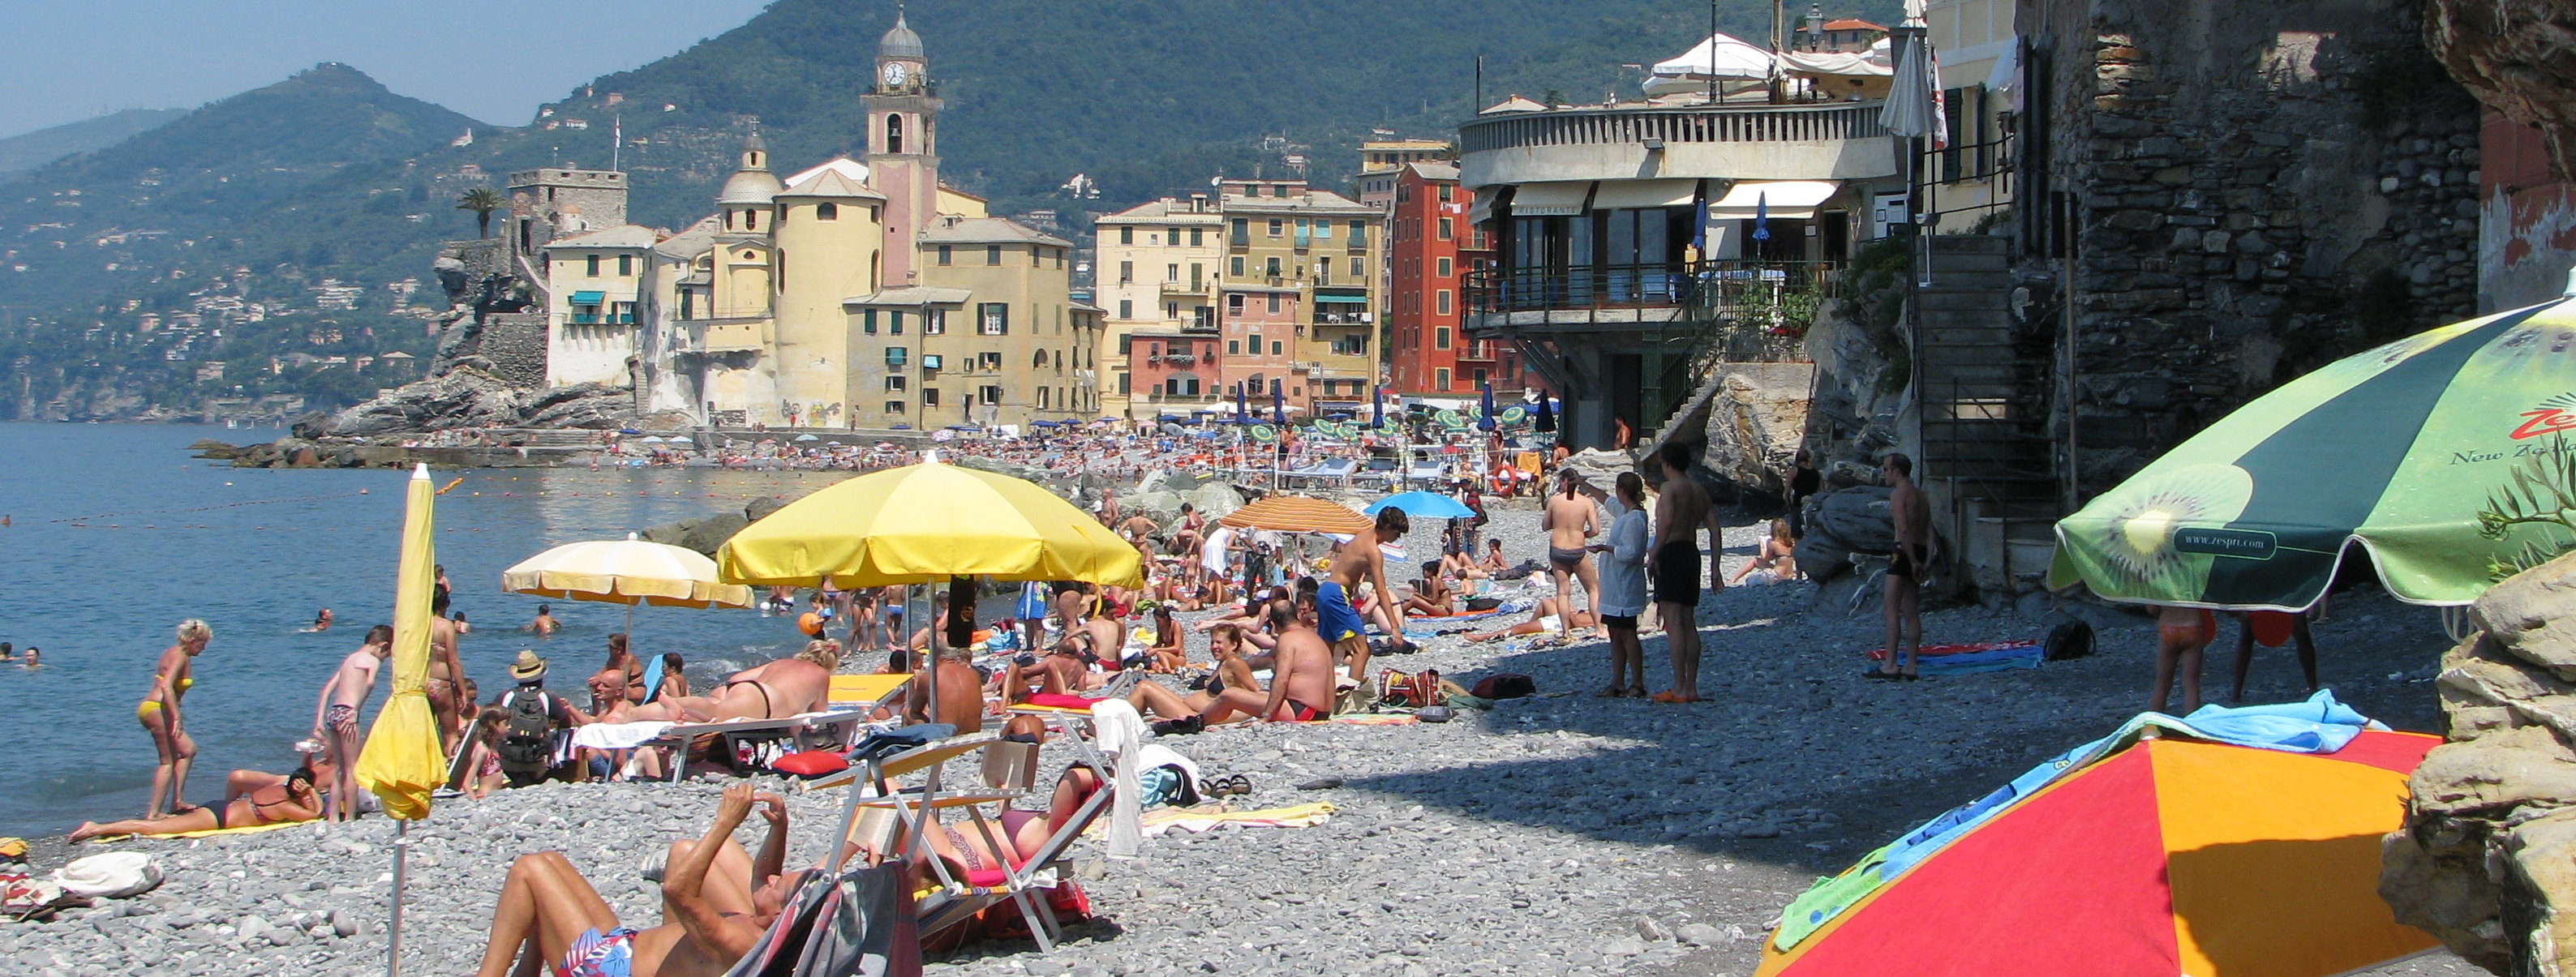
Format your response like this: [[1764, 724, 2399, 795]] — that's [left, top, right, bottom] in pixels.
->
[[1459, 101, 1889, 155]]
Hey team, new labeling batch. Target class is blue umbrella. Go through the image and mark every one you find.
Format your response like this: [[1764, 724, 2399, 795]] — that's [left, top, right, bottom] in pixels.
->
[[1272, 384, 1286, 425], [1365, 491, 1476, 520], [1753, 191, 1771, 242], [1477, 382, 1497, 432], [1369, 382, 1385, 430], [1235, 382, 1249, 423], [1535, 395, 1556, 433]]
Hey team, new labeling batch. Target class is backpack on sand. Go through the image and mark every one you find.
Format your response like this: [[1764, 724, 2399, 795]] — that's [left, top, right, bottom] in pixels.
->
[[497, 688, 556, 772]]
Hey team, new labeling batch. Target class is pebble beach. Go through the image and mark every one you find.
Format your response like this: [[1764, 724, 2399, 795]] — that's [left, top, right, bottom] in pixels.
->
[[7, 510, 2489, 976]]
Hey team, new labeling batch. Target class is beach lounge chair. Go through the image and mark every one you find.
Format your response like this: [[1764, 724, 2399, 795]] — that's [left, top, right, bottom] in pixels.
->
[[829, 673, 914, 711], [648, 709, 872, 782]]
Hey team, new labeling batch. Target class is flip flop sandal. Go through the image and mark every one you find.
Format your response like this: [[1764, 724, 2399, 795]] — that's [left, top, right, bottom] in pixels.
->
[[1224, 773, 1254, 796]]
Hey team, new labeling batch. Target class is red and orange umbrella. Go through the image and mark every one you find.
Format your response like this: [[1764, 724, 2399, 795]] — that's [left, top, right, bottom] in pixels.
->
[[1758, 730, 2439, 977]]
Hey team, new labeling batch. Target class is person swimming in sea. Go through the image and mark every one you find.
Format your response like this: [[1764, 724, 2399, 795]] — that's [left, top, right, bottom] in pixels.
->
[[528, 604, 560, 636], [300, 608, 333, 633]]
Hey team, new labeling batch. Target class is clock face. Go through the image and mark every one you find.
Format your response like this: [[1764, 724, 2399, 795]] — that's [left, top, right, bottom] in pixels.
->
[[881, 62, 908, 87]]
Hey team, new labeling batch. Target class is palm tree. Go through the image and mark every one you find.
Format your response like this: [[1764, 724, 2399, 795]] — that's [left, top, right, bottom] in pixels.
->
[[455, 187, 508, 238]]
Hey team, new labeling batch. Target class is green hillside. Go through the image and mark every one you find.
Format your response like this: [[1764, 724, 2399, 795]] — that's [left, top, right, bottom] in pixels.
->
[[0, 0, 1894, 420], [0, 109, 188, 181]]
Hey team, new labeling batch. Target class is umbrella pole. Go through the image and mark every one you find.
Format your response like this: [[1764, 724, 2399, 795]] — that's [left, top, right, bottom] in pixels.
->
[[387, 819, 410, 977]]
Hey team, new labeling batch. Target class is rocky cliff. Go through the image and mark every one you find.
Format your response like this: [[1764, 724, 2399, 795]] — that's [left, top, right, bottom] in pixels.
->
[[2428, 0, 2576, 178]]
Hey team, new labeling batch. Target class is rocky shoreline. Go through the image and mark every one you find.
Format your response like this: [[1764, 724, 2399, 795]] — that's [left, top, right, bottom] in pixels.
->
[[4, 510, 2485, 976]]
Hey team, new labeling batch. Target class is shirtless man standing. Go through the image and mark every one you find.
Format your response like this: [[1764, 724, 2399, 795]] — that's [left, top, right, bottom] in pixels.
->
[[1876, 453, 1933, 680], [311, 623, 391, 822], [1542, 470, 1604, 641], [1647, 444, 1726, 703], [1320, 508, 1409, 682]]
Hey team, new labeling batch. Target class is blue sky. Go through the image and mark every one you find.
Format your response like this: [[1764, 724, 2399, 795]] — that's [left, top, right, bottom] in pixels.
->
[[0, 0, 773, 138]]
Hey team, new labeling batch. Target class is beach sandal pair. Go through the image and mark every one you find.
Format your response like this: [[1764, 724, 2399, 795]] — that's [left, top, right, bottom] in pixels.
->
[[1207, 773, 1254, 798], [1862, 667, 1924, 682], [1646, 690, 1702, 703]]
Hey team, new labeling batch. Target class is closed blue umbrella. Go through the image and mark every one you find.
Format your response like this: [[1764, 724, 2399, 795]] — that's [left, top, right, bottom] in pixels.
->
[[1535, 395, 1556, 433], [1754, 191, 1771, 242], [1273, 384, 1286, 425], [1370, 383, 1385, 431], [1365, 491, 1476, 520], [1236, 382, 1249, 424], [1478, 383, 1498, 432]]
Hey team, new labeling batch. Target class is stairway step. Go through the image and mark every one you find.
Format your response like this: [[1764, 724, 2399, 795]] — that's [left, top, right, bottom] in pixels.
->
[[1919, 269, 2016, 289], [1928, 234, 2014, 254], [1924, 256, 2010, 276]]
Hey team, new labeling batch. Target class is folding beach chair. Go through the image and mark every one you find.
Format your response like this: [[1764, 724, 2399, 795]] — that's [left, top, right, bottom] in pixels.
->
[[721, 862, 920, 977], [910, 778, 1115, 952]]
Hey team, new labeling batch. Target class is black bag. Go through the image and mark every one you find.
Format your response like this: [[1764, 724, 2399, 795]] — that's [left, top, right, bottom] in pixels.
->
[[496, 688, 556, 772], [1470, 673, 1537, 700], [2045, 618, 2096, 662], [724, 864, 920, 977]]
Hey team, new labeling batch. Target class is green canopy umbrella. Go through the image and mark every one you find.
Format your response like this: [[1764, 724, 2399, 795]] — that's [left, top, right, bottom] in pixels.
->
[[2050, 292, 2576, 610]]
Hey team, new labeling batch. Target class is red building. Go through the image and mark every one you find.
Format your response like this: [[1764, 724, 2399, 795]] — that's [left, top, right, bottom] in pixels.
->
[[1386, 162, 1530, 396]]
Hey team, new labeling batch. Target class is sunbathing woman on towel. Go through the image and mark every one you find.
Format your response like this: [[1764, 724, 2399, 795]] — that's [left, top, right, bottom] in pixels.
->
[[1403, 561, 1459, 617], [71, 767, 324, 841], [1464, 599, 1599, 643]]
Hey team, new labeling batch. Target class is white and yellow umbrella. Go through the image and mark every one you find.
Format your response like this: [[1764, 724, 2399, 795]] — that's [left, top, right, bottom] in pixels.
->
[[503, 533, 756, 610]]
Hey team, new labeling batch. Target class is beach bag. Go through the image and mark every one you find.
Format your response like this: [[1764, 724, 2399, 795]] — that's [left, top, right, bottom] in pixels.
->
[[55, 853, 161, 899], [496, 688, 557, 772], [2044, 618, 2095, 662], [1470, 674, 1537, 701], [1378, 669, 1441, 708]]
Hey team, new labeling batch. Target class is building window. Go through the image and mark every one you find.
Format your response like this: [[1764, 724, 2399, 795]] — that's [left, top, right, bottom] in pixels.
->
[[1120, 226, 1133, 245], [978, 302, 1009, 335], [1190, 227, 1204, 246], [1270, 341, 1282, 355], [1435, 326, 1451, 349], [924, 388, 941, 406], [1118, 335, 1134, 355], [1264, 257, 1282, 276], [816, 202, 838, 221], [890, 310, 905, 335], [1226, 294, 1246, 315], [1230, 256, 1245, 276], [1436, 290, 1453, 315], [980, 384, 1003, 405], [1229, 340, 1240, 354], [886, 400, 907, 414], [1266, 294, 1281, 314], [1350, 257, 1364, 278], [1268, 219, 1283, 238], [1230, 218, 1248, 246], [1033, 246, 1043, 268], [1436, 367, 1451, 390], [1248, 332, 1261, 353], [925, 308, 947, 334], [1038, 387, 1050, 409], [1438, 184, 1453, 203], [616, 254, 633, 276], [611, 302, 634, 324], [862, 309, 878, 334], [937, 245, 953, 265], [1436, 257, 1452, 278], [979, 351, 1002, 371], [887, 114, 905, 153], [1118, 371, 1131, 394], [885, 375, 906, 392], [1118, 261, 1132, 283], [986, 245, 1002, 265], [1472, 367, 1488, 387], [1166, 227, 1180, 246], [1350, 220, 1367, 242], [1118, 299, 1133, 319], [586, 254, 600, 276], [885, 346, 908, 366]]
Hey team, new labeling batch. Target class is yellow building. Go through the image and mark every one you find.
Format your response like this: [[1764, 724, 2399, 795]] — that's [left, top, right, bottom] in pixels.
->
[[625, 11, 1096, 430], [1216, 178, 1381, 415], [1096, 195, 1225, 419], [539, 225, 653, 387]]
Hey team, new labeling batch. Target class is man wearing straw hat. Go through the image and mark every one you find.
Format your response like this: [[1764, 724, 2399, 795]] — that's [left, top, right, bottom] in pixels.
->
[[494, 650, 589, 787]]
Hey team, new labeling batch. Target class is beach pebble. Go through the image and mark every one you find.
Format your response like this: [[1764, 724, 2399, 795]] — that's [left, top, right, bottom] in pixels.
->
[[1675, 923, 1729, 947]]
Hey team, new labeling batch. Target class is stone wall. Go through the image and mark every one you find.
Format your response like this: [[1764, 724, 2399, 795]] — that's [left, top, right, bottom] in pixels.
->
[[2019, 0, 2483, 493], [479, 312, 549, 389]]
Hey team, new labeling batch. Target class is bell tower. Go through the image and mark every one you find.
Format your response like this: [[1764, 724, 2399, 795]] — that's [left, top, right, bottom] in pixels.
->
[[865, 7, 942, 286]]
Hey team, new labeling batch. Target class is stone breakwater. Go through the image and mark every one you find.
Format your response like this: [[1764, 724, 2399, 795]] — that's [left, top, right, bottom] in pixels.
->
[[8, 516, 2479, 977]]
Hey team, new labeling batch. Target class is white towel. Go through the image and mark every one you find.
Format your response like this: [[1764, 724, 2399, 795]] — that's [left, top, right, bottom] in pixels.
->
[[1088, 698, 1146, 859], [570, 721, 675, 751]]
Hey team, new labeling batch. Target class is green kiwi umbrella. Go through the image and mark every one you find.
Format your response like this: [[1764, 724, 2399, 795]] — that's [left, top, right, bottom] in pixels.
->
[[2049, 289, 2576, 610]]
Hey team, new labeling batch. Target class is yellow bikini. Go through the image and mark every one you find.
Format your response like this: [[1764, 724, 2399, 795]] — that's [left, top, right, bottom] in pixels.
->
[[136, 676, 195, 720]]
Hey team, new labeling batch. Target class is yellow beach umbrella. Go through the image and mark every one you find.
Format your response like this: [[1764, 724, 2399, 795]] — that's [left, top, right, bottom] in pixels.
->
[[502, 534, 755, 608], [353, 463, 444, 976], [717, 460, 1142, 589]]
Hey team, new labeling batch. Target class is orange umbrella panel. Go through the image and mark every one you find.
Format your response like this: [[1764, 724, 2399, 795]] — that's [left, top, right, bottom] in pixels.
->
[[1214, 495, 1374, 535]]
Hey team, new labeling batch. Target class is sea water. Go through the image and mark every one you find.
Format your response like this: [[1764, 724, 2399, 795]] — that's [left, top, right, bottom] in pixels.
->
[[0, 422, 895, 834]]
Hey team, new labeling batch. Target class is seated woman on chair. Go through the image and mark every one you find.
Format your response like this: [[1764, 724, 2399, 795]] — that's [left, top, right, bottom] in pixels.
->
[[848, 765, 1109, 882]]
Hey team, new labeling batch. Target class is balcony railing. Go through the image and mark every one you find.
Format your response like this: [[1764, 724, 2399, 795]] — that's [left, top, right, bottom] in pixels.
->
[[1458, 101, 1887, 155], [1465, 258, 1835, 362]]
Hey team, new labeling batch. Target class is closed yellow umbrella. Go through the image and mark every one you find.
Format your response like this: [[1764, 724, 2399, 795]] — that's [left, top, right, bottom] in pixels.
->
[[354, 463, 444, 976], [718, 460, 1142, 588]]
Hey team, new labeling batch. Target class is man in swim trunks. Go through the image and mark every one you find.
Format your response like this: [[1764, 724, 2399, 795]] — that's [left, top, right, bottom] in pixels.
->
[[1647, 444, 1724, 702], [1187, 595, 1336, 726], [311, 623, 391, 821], [1542, 469, 1604, 641], [71, 766, 324, 841], [1874, 452, 1931, 680], [470, 783, 802, 977], [1320, 508, 1409, 682]]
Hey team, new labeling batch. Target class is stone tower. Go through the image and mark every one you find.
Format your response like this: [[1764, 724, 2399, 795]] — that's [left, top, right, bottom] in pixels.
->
[[863, 8, 942, 287], [506, 168, 628, 264]]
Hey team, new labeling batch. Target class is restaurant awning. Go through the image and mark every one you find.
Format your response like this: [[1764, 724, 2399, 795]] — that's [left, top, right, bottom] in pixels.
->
[[1590, 178, 1702, 211], [1708, 180, 1840, 221], [1509, 182, 1592, 217], [1314, 294, 1371, 303], [569, 290, 607, 305]]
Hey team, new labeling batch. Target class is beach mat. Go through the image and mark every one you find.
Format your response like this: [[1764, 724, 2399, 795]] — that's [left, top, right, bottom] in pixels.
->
[[1123, 801, 1337, 838], [1867, 642, 2045, 675]]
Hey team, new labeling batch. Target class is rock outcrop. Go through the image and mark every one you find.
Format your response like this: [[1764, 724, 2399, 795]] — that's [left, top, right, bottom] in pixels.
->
[[320, 366, 633, 436], [2427, 0, 2576, 178], [2383, 551, 2576, 974], [1791, 486, 1895, 583]]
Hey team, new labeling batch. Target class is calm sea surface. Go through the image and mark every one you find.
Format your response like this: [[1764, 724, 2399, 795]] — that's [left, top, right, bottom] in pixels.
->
[[0, 422, 876, 834]]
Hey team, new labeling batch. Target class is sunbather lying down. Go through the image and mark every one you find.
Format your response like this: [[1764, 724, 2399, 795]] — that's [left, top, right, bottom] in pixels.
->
[[473, 783, 800, 977], [70, 766, 324, 841], [849, 765, 1106, 882], [1464, 599, 1597, 642]]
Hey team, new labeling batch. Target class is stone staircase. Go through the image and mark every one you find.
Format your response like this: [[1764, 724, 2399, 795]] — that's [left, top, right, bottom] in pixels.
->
[[1913, 234, 2060, 593]]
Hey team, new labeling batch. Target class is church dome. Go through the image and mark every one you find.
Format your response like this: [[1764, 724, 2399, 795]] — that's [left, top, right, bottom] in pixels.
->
[[878, 11, 925, 60], [718, 168, 784, 207]]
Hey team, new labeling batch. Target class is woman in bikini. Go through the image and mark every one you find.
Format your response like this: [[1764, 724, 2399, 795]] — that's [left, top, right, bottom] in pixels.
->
[[1124, 623, 1258, 720], [1726, 519, 1801, 585], [71, 766, 323, 840], [1142, 604, 1186, 673], [138, 619, 211, 820], [2150, 605, 2218, 714]]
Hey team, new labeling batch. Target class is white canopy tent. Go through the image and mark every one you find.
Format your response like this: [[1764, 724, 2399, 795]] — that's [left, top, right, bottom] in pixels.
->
[[1642, 32, 1781, 96], [1707, 180, 1841, 221]]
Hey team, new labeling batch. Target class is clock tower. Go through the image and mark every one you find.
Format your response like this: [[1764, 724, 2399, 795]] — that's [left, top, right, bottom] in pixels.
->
[[865, 8, 941, 286]]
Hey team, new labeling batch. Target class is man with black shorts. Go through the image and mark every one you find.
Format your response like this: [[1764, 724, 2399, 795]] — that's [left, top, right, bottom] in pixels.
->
[[1647, 444, 1724, 702], [1874, 453, 1931, 679]]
